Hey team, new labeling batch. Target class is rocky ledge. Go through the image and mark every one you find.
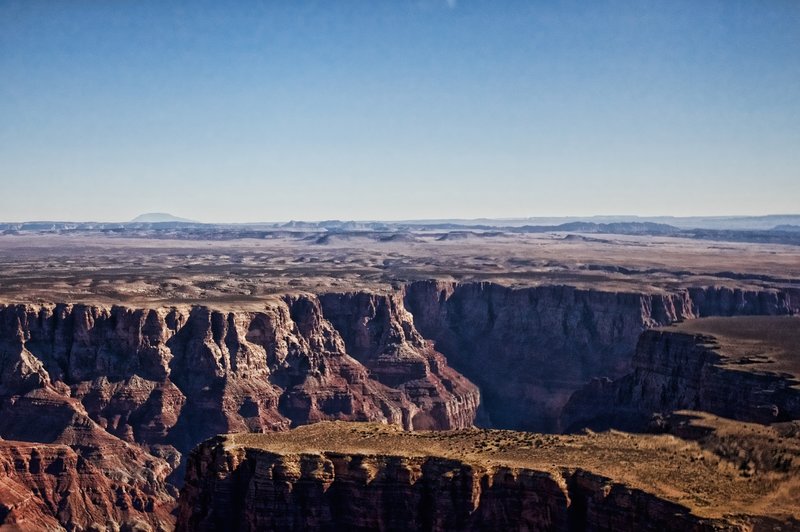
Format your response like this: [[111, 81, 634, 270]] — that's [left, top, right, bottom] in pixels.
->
[[176, 421, 799, 531]]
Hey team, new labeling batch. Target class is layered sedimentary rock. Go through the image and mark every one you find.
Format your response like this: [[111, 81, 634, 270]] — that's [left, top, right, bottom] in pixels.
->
[[177, 422, 791, 531], [0, 294, 478, 530], [561, 316, 800, 431], [404, 281, 800, 431], [1, 281, 799, 529], [318, 292, 479, 430], [0, 439, 173, 531]]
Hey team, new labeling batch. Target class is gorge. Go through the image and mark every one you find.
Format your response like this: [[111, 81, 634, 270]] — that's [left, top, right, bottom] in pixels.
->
[[0, 231, 798, 530]]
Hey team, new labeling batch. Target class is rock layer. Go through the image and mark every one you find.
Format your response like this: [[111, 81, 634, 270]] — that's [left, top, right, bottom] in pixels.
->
[[0, 281, 799, 529], [0, 293, 478, 530], [176, 424, 764, 532], [0, 439, 174, 532], [404, 281, 800, 431], [561, 317, 800, 432]]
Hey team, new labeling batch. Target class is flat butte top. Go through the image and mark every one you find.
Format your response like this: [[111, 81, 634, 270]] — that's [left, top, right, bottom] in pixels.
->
[[225, 415, 800, 523], [666, 316, 800, 381]]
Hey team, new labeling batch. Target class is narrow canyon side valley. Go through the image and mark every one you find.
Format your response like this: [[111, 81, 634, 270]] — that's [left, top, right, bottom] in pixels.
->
[[0, 224, 798, 531]]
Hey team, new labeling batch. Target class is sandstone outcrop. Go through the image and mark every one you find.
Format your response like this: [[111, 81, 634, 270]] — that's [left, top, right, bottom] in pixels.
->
[[0, 438, 174, 531], [318, 291, 479, 430]]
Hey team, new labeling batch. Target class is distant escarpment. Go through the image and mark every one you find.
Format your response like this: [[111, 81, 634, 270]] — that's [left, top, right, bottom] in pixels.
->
[[0, 293, 477, 530], [561, 317, 800, 432], [404, 281, 800, 431], [177, 423, 787, 531]]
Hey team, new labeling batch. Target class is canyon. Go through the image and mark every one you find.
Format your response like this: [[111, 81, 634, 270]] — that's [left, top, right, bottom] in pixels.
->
[[0, 230, 798, 530], [0, 293, 478, 530], [404, 281, 799, 431], [5, 0, 800, 527]]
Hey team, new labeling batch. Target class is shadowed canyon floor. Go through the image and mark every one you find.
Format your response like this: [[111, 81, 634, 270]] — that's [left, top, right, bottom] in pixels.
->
[[0, 230, 798, 530]]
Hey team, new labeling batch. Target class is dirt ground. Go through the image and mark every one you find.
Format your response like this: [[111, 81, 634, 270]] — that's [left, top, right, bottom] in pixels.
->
[[229, 414, 800, 523]]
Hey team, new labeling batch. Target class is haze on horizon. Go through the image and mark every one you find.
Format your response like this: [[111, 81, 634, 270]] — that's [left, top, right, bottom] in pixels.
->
[[1, 1, 799, 223]]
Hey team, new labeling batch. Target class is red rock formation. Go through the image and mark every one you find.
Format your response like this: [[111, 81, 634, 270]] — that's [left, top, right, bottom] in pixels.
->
[[0, 438, 173, 531], [560, 324, 800, 431], [1, 281, 798, 528], [176, 433, 742, 532], [0, 294, 479, 529], [403, 281, 800, 431], [318, 291, 480, 429]]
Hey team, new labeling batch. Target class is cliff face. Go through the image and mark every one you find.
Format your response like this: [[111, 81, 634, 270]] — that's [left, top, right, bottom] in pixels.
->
[[403, 281, 800, 431], [176, 430, 743, 532], [0, 439, 174, 532], [1, 281, 798, 528], [0, 294, 478, 530], [561, 324, 800, 432], [318, 292, 479, 430]]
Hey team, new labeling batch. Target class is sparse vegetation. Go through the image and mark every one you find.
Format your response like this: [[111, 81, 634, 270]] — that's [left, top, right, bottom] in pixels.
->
[[228, 418, 800, 522]]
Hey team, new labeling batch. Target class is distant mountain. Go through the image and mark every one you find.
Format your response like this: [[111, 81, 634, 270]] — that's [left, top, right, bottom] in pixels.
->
[[2, 215, 800, 247], [549, 221, 679, 235], [129, 212, 196, 223], [394, 215, 800, 231]]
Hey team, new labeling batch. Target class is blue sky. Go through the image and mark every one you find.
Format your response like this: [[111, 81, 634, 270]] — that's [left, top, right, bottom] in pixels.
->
[[1, 0, 799, 222]]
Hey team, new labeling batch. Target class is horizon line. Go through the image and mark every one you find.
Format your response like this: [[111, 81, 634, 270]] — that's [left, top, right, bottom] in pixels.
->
[[3, 213, 800, 225]]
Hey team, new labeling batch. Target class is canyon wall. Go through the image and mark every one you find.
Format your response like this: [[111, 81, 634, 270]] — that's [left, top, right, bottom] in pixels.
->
[[0, 281, 798, 528], [0, 293, 478, 530], [0, 439, 174, 531], [176, 435, 740, 532], [561, 328, 800, 432], [404, 281, 800, 431]]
